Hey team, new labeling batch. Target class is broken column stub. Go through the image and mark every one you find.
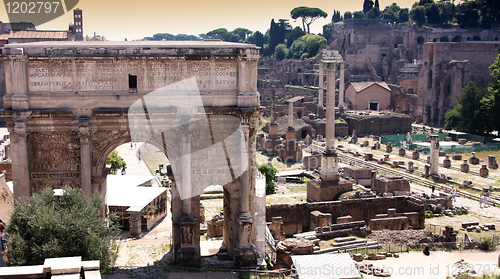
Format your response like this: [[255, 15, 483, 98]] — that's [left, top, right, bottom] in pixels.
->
[[461, 160, 469, 172], [443, 155, 451, 168]]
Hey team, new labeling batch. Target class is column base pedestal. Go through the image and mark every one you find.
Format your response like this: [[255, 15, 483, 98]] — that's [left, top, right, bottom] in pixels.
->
[[177, 213, 200, 267], [234, 243, 258, 268], [177, 246, 201, 267]]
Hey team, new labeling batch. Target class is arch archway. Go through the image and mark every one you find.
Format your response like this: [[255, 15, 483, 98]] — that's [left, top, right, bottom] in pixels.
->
[[2, 41, 264, 268], [417, 36, 424, 45]]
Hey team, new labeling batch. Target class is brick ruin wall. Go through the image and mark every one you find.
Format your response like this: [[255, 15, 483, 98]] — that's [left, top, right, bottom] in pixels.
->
[[266, 196, 424, 235], [344, 113, 412, 136]]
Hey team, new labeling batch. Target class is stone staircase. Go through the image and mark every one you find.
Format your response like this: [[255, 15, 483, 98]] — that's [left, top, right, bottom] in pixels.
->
[[316, 236, 381, 254], [294, 232, 381, 254]]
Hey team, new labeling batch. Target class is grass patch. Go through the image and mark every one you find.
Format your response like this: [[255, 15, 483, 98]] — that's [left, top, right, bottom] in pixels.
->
[[287, 185, 307, 193]]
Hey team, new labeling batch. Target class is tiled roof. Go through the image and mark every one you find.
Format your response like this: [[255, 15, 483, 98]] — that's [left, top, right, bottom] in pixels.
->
[[351, 81, 391, 93], [5, 30, 68, 39]]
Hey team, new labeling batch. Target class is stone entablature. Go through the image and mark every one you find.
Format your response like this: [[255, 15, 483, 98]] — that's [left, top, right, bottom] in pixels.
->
[[2, 41, 261, 111]]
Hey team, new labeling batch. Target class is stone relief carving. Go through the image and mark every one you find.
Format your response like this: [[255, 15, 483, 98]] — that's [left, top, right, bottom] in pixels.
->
[[29, 132, 80, 172], [181, 226, 194, 245]]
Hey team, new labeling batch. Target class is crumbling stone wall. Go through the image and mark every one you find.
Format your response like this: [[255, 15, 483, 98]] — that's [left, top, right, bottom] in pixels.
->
[[344, 113, 412, 136], [372, 176, 410, 194], [343, 166, 374, 179], [303, 117, 348, 137], [416, 42, 500, 125], [369, 216, 409, 230], [266, 196, 424, 235], [303, 154, 321, 170]]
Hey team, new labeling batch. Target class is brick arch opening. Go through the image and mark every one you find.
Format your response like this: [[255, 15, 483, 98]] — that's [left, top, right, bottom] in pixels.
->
[[417, 36, 424, 45]]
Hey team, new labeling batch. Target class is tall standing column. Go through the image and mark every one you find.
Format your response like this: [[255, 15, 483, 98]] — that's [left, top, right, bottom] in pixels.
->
[[79, 117, 91, 197], [317, 62, 324, 116], [430, 135, 439, 175], [271, 85, 277, 124], [325, 63, 336, 151], [176, 120, 200, 267], [286, 101, 296, 141], [235, 120, 258, 268], [339, 62, 345, 108], [239, 122, 251, 216], [13, 125, 30, 203], [180, 127, 192, 216]]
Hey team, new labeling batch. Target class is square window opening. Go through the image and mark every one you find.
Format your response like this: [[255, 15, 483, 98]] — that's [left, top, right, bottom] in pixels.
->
[[129, 75, 137, 92]]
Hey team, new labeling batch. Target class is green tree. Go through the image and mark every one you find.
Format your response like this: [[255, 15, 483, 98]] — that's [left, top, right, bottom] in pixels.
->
[[363, 0, 374, 14], [106, 150, 126, 173], [398, 8, 410, 23], [425, 2, 441, 24], [290, 40, 306, 59], [456, 1, 480, 29], [274, 44, 289, 61], [322, 22, 333, 43], [298, 34, 327, 58], [206, 28, 239, 42], [366, 7, 382, 19], [332, 10, 343, 22], [206, 28, 228, 39], [268, 19, 280, 55], [173, 34, 200, 41], [5, 186, 119, 271], [383, 3, 400, 22], [444, 82, 491, 135], [439, 1, 456, 26], [375, 0, 380, 9], [286, 26, 306, 48], [484, 54, 500, 132], [258, 163, 278, 194], [344, 11, 353, 20], [353, 11, 365, 19], [290, 6, 328, 34], [254, 31, 265, 49], [410, 6, 427, 26], [232, 28, 252, 42]]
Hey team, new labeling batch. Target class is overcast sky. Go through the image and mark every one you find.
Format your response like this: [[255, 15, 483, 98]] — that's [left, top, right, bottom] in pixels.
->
[[1, 0, 418, 41]]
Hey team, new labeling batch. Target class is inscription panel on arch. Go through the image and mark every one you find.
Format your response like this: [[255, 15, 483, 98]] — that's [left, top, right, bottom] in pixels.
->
[[27, 60, 238, 92]]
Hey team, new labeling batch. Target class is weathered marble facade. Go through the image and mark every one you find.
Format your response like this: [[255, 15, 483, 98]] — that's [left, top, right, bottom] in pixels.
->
[[1, 41, 263, 267]]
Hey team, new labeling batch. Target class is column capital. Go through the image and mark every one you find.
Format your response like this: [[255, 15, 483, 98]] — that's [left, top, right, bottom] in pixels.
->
[[79, 131, 90, 143], [324, 62, 337, 72], [180, 127, 192, 138], [14, 131, 28, 139], [7, 54, 27, 62]]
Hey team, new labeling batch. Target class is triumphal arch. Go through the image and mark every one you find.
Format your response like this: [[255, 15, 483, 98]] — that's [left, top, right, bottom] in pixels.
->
[[1, 41, 263, 267]]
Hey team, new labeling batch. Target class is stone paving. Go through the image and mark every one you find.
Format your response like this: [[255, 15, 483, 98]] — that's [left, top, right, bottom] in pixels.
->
[[114, 143, 153, 177]]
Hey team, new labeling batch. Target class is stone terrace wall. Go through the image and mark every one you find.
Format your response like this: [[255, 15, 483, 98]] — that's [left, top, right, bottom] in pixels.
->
[[344, 113, 412, 136], [266, 196, 424, 234]]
